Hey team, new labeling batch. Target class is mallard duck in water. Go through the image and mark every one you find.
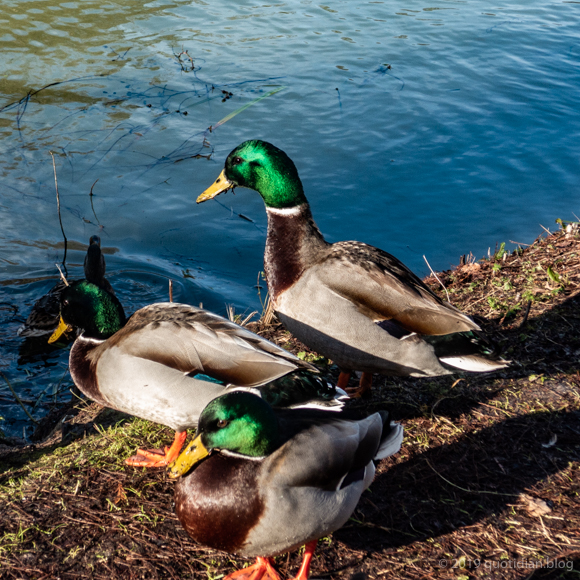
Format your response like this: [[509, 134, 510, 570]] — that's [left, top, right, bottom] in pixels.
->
[[18, 235, 113, 338], [169, 391, 403, 580], [49, 280, 343, 467], [197, 140, 509, 396]]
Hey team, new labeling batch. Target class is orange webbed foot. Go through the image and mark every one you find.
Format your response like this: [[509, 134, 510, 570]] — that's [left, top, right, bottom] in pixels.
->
[[125, 430, 187, 468], [125, 448, 171, 467], [289, 540, 318, 580], [225, 557, 281, 580], [344, 372, 373, 399]]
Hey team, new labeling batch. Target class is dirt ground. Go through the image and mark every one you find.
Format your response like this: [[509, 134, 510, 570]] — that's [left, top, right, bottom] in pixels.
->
[[1, 223, 579, 579]]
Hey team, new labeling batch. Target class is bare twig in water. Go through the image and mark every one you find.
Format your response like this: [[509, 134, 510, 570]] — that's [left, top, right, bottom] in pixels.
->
[[169, 280, 173, 303], [1, 372, 39, 425], [89, 179, 101, 226], [174, 49, 195, 72], [423, 255, 450, 303], [55, 263, 69, 287], [174, 152, 213, 163], [0, 74, 112, 114], [111, 47, 132, 61], [50, 152, 68, 275]]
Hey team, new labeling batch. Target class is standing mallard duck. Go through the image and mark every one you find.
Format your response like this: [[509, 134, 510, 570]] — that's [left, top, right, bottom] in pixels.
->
[[169, 391, 403, 580], [18, 235, 113, 338], [49, 280, 343, 467], [197, 140, 508, 396]]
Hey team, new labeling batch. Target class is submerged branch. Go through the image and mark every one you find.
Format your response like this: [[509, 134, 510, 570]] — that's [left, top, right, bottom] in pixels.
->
[[1, 372, 39, 425], [50, 152, 68, 275]]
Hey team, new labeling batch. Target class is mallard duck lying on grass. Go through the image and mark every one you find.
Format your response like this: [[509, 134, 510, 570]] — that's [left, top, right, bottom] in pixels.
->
[[169, 391, 403, 580], [18, 235, 113, 338], [198, 140, 508, 397], [49, 280, 343, 467]]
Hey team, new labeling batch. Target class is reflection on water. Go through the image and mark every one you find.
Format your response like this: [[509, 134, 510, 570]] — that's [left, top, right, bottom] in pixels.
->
[[1, 0, 579, 436]]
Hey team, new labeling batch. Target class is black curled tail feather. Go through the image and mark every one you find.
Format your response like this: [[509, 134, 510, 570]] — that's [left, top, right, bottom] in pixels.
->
[[375, 411, 404, 461], [424, 329, 502, 360]]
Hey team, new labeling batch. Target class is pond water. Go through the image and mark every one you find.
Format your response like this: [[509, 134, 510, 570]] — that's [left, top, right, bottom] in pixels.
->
[[1, 0, 578, 437]]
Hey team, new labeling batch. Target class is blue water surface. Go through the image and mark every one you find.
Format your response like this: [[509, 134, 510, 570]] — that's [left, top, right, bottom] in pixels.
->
[[0, 0, 578, 436]]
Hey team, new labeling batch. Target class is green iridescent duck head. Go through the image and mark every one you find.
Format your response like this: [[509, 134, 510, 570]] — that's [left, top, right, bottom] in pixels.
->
[[49, 280, 126, 343], [169, 391, 280, 478], [197, 140, 308, 209]]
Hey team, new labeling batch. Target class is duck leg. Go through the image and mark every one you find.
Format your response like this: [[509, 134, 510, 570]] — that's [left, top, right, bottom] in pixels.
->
[[125, 430, 187, 468], [289, 540, 318, 580], [345, 372, 373, 398], [336, 371, 351, 390], [225, 557, 281, 580]]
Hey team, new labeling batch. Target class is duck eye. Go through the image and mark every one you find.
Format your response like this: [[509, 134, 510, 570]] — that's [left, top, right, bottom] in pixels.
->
[[217, 419, 229, 428], [63, 299, 69, 306], [232, 157, 243, 165]]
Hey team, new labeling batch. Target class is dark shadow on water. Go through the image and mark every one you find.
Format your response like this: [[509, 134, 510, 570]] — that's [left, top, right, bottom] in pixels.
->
[[17, 335, 70, 367]]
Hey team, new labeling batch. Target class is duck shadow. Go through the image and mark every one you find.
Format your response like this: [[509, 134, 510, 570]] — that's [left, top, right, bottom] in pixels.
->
[[334, 409, 580, 553], [342, 290, 580, 424]]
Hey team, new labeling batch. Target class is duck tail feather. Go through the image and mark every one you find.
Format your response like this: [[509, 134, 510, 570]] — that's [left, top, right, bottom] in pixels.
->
[[439, 355, 510, 373], [424, 329, 509, 372], [375, 420, 404, 461]]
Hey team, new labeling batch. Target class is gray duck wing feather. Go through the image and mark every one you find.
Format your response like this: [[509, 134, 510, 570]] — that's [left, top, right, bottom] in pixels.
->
[[94, 348, 223, 430], [264, 413, 385, 490], [96, 303, 311, 386], [314, 241, 479, 335]]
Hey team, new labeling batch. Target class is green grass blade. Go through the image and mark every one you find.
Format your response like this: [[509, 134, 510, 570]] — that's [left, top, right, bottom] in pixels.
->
[[212, 86, 285, 130]]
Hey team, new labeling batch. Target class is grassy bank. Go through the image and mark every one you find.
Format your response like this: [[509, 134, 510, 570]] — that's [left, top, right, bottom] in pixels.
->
[[1, 223, 579, 579]]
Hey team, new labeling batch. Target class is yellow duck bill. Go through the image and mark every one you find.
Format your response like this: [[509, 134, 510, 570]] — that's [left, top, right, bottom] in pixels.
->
[[168, 433, 210, 478], [196, 169, 233, 203], [48, 316, 72, 344]]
